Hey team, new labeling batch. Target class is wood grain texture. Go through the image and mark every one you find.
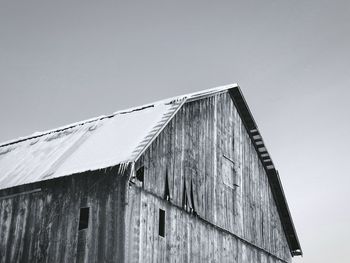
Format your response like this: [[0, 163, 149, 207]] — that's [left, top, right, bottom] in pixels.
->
[[135, 92, 292, 262], [0, 166, 127, 263], [125, 188, 290, 263]]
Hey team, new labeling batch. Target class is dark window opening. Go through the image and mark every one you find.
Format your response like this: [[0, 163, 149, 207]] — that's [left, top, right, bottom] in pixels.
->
[[182, 182, 188, 210], [79, 207, 90, 230], [159, 209, 165, 237], [164, 170, 170, 201], [136, 166, 144, 183], [190, 181, 197, 215]]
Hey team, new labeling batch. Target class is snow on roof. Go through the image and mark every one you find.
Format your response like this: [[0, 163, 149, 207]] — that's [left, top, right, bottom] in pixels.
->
[[0, 84, 238, 190]]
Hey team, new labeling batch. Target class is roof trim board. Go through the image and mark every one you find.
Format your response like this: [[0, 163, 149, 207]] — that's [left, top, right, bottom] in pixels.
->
[[228, 87, 302, 256], [130, 98, 187, 163]]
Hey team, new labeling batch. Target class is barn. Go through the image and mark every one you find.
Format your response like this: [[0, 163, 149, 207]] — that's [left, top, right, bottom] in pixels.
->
[[0, 84, 302, 263]]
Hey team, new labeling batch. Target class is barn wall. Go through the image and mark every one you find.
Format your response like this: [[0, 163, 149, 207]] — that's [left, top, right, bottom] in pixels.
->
[[125, 187, 289, 263], [135, 92, 292, 262], [0, 166, 127, 263]]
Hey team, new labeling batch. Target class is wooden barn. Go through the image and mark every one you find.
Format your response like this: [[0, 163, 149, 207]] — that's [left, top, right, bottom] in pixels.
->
[[0, 84, 302, 263]]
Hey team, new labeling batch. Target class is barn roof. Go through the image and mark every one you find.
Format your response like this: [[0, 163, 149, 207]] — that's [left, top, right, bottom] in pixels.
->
[[0, 83, 301, 256], [0, 84, 236, 190]]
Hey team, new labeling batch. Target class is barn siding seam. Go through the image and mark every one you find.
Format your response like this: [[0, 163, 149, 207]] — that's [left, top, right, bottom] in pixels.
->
[[133, 185, 289, 263]]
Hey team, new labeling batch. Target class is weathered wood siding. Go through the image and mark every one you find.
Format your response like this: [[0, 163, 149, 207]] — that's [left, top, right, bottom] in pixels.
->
[[131, 92, 291, 262], [126, 188, 289, 263], [0, 167, 127, 263]]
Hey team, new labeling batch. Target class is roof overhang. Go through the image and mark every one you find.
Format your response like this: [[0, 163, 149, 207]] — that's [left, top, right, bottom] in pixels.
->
[[228, 86, 302, 257]]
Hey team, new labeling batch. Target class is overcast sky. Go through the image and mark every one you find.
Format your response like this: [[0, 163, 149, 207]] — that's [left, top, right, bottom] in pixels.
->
[[1, 1, 349, 262]]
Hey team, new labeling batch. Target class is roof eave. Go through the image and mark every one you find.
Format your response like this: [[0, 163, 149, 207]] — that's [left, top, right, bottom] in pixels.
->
[[228, 86, 302, 256]]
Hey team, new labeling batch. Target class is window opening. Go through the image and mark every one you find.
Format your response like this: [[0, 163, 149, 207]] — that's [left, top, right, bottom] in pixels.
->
[[182, 182, 188, 210], [190, 180, 197, 215], [164, 170, 170, 201], [79, 207, 90, 230], [136, 166, 144, 183], [158, 209, 165, 237]]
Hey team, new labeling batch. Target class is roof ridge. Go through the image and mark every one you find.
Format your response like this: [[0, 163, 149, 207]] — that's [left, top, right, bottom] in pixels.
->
[[0, 83, 238, 148]]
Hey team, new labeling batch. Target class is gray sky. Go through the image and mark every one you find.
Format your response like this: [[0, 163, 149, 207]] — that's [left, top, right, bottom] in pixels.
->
[[1, 0, 349, 262]]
